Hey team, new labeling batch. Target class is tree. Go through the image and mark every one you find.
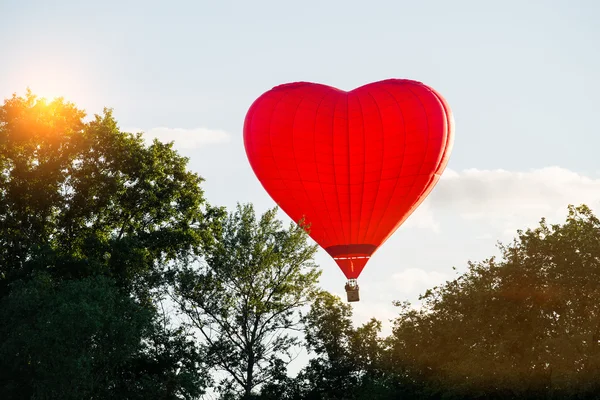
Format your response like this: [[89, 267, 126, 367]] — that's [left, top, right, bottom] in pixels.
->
[[287, 291, 402, 400], [298, 291, 358, 399], [0, 91, 215, 296], [389, 204, 600, 399], [171, 203, 321, 399], [0, 272, 209, 400], [0, 91, 214, 398]]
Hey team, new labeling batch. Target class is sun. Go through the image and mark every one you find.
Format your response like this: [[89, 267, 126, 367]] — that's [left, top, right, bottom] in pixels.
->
[[9, 59, 90, 106], [24, 77, 73, 103]]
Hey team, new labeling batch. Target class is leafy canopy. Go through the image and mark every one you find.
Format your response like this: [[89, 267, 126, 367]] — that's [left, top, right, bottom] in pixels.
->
[[0, 91, 213, 399], [173, 204, 321, 398], [389, 205, 600, 399]]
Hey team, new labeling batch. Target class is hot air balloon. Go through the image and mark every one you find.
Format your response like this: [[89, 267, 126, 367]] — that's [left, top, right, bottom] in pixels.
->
[[243, 79, 454, 302]]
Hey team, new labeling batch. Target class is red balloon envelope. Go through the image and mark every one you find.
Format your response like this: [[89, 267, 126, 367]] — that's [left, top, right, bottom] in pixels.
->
[[243, 79, 454, 281]]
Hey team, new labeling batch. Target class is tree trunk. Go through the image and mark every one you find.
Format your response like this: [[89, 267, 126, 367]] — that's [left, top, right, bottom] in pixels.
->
[[244, 349, 254, 399]]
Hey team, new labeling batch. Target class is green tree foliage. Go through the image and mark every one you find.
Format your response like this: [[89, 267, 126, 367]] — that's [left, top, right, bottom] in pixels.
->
[[389, 205, 600, 399], [299, 291, 358, 399], [0, 91, 213, 398], [172, 204, 321, 399], [267, 291, 397, 400], [0, 272, 209, 400], [0, 91, 214, 297], [0, 272, 149, 399]]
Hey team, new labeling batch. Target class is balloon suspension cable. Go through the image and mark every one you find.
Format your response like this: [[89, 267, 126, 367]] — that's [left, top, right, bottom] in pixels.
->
[[345, 279, 360, 303]]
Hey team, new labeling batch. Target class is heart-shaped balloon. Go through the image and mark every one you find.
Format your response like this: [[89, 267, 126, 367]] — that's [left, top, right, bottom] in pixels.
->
[[243, 79, 454, 280]]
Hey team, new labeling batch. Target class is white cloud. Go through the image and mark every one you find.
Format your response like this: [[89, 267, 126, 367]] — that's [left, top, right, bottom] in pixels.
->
[[126, 126, 231, 149], [351, 300, 400, 336], [401, 201, 441, 233], [320, 167, 600, 335], [417, 166, 600, 235], [391, 268, 451, 295]]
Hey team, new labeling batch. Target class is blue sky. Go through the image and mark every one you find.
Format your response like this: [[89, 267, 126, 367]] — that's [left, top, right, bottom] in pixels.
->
[[2, 0, 600, 331]]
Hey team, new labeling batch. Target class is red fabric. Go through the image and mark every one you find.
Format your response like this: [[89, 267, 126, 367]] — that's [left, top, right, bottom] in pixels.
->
[[244, 79, 454, 279]]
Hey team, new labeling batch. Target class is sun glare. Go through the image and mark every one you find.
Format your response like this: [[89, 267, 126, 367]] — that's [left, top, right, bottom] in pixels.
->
[[11, 61, 90, 106]]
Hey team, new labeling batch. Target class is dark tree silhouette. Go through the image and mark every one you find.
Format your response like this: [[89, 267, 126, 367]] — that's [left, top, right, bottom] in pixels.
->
[[389, 205, 600, 399], [0, 91, 213, 399]]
